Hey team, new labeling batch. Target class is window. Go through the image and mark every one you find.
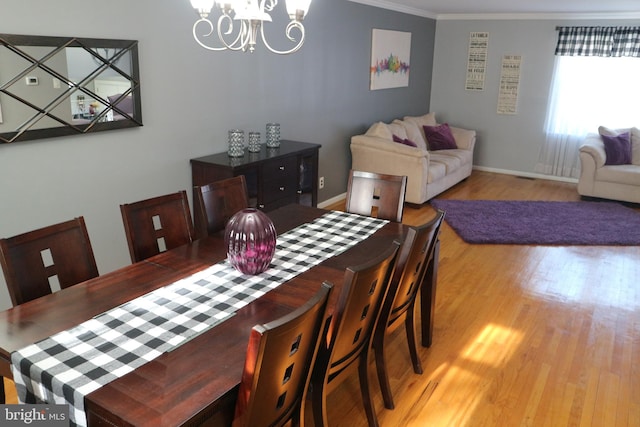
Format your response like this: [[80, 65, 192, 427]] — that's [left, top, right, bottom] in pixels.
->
[[536, 27, 640, 178]]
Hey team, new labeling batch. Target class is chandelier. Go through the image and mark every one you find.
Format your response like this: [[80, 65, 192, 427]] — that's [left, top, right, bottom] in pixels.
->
[[189, 0, 311, 54]]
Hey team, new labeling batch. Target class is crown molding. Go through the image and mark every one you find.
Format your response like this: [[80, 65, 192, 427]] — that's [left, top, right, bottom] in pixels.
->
[[347, 0, 640, 20], [436, 12, 640, 20], [347, 0, 437, 18]]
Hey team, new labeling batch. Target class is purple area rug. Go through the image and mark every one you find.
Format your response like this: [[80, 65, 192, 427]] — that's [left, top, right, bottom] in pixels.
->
[[429, 200, 640, 246]]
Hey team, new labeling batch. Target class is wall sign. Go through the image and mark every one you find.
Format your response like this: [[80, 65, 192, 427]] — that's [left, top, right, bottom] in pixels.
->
[[497, 55, 522, 115], [465, 32, 489, 91]]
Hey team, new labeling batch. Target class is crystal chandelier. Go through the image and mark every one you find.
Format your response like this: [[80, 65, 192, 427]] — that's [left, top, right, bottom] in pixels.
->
[[189, 0, 311, 54]]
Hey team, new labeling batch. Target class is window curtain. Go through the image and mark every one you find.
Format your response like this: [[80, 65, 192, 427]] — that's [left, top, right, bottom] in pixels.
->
[[536, 26, 640, 178]]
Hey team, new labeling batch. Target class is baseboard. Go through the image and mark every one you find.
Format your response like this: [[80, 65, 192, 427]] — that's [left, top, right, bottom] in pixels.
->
[[318, 192, 346, 209], [317, 168, 577, 208], [472, 166, 579, 184]]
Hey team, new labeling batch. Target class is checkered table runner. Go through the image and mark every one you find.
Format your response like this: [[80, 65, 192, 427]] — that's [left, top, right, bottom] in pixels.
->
[[11, 210, 388, 427]]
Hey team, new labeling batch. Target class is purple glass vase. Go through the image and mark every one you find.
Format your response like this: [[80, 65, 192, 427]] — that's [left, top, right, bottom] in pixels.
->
[[224, 208, 277, 275]]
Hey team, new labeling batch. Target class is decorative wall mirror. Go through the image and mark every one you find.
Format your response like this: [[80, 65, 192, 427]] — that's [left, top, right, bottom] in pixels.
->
[[0, 34, 142, 144]]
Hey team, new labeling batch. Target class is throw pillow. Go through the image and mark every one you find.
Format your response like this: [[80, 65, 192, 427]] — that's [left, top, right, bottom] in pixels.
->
[[600, 131, 632, 165], [365, 122, 392, 140], [631, 127, 640, 166], [392, 134, 418, 147], [423, 123, 458, 151]]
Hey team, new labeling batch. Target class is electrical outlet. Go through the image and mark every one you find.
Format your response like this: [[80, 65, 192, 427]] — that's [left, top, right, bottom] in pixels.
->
[[319, 176, 325, 189]]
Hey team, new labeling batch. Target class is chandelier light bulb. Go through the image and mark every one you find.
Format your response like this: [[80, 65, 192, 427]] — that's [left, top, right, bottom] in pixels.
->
[[189, 0, 309, 54]]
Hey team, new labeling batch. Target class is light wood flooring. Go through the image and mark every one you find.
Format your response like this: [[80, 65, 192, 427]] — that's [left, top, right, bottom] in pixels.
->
[[4, 171, 639, 426], [320, 171, 640, 427]]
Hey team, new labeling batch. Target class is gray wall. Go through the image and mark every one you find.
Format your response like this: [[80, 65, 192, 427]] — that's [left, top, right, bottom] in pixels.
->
[[0, 0, 435, 309], [430, 18, 640, 177]]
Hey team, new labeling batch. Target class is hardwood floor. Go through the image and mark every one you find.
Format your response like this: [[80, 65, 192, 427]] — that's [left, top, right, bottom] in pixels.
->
[[321, 171, 640, 427], [4, 172, 639, 426]]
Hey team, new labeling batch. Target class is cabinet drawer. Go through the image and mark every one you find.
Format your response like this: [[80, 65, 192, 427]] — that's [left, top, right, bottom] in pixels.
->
[[263, 178, 297, 202], [262, 157, 298, 180]]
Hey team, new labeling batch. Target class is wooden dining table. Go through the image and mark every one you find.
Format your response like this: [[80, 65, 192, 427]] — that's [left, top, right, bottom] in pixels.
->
[[0, 204, 437, 426]]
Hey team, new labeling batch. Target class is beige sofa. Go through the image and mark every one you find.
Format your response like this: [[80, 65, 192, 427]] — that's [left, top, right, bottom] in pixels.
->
[[577, 128, 640, 204], [350, 113, 476, 205]]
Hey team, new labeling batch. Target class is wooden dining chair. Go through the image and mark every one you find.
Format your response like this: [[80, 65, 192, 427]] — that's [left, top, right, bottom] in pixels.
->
[[345, 170, 408, 222], [372, 209, 445, 410], [233, 282, 333, 427], [310, 241, 400, 427], [120, 190, 195, 263], [0, 216, 99, 307], [193, 175, 249, 238]]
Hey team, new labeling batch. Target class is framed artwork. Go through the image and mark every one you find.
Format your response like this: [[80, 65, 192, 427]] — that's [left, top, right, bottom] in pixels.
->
[[370, 29, 411, 90]]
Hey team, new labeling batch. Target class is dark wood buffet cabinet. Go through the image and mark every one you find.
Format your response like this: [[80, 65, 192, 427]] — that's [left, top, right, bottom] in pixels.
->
[[190, 140, 320, 229]]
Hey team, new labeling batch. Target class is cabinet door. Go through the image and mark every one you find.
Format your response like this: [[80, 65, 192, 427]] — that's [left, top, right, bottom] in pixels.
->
[[259, 156, 298, 210], [297, 151, 318, 207]]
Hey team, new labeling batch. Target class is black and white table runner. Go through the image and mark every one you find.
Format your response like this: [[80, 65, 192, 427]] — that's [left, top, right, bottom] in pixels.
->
[[11, 210, 388, 426]]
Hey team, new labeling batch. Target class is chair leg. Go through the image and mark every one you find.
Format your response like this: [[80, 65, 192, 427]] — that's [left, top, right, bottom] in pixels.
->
[[357, 353, 379, 427], [373, 333, 395, 410], [405, 307, 423, 375], [0, 377, 5, 404]]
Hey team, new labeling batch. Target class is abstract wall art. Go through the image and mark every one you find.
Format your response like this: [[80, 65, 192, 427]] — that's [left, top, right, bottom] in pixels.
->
[[370, 29, 411, 90]]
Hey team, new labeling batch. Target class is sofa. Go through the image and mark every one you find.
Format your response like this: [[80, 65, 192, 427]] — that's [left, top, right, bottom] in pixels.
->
[[577, 127, 640, 204], [350, 113, 476, 205]]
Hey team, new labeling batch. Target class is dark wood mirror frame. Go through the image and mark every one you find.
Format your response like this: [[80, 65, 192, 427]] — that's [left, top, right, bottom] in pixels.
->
[[0, 34, 142, 144]]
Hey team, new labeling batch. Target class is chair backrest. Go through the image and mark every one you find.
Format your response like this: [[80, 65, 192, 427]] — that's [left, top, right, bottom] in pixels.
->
[[345, 170, 407, 222], [120, 190, 195, 263], [0, 217, 99, 306], [323, 241, 399, 377], [193, 175, 249, 238], [381, 210, 445, 328], [233, 282, 333, 427]]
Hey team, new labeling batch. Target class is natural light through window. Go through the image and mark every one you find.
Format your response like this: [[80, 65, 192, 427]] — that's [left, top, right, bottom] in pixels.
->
[[545, 56, 640, 137]]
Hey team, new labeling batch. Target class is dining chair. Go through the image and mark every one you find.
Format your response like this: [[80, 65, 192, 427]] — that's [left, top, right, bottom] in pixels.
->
[[193, 175, 249, 238], [120, 190, 195, 263], [233, 282, 333, 427], [372, 209, 445, 410], [0, 216, 99, 306], [345, 170, 408, 222], [310, 240, 400, 427]]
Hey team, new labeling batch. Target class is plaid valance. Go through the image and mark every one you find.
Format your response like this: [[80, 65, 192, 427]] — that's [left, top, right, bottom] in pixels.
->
[[555, 26, 640, 57]]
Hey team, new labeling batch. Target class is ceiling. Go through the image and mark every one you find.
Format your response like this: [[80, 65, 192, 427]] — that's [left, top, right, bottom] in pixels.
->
[[350, 0, 640, 19]]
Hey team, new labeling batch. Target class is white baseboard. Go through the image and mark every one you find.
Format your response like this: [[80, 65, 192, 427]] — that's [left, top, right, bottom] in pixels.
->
[[317, 168, 577, 208], [472, 166, 579, 184], [318, 192, 346, 208]]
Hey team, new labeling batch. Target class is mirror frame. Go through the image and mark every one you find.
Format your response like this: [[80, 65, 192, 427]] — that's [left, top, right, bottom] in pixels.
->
[[0, 34, 142, 144]]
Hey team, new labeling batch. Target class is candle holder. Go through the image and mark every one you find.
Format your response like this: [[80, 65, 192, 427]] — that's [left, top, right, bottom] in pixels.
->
[[266, 123, 280, 148], [228, 129, 245, 157], [248, 131, 261, 152]]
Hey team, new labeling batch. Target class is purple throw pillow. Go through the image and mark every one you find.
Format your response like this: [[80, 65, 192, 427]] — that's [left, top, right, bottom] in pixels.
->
[[601, 132, 632, 165], [423, 123, 457, 151], [392, 134, 418, 147]]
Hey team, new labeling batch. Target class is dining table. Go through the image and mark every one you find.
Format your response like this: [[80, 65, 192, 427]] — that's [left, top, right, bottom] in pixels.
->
[[0, 204, 438, 426]]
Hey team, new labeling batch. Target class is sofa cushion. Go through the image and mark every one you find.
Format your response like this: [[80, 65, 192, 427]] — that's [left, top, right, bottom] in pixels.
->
[[597, 164, 640, 185], [423, 123, 458, 151], [430, 152, 462, 173], [599, 130, 632, 165], [394, 119, 427, 151], [365, 122, 392, 140], [386, 121, 408, 141], [632, 127, 640, 166], [404, 113, 437, 144], [392, 134, 418, 147]]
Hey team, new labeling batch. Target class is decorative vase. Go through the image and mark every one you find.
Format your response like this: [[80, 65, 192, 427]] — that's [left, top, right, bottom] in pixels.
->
[[224, 208, 277, 275]]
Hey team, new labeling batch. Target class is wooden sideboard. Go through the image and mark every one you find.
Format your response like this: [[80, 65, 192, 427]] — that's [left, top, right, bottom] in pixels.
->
[[190, 140, 320, 227]]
